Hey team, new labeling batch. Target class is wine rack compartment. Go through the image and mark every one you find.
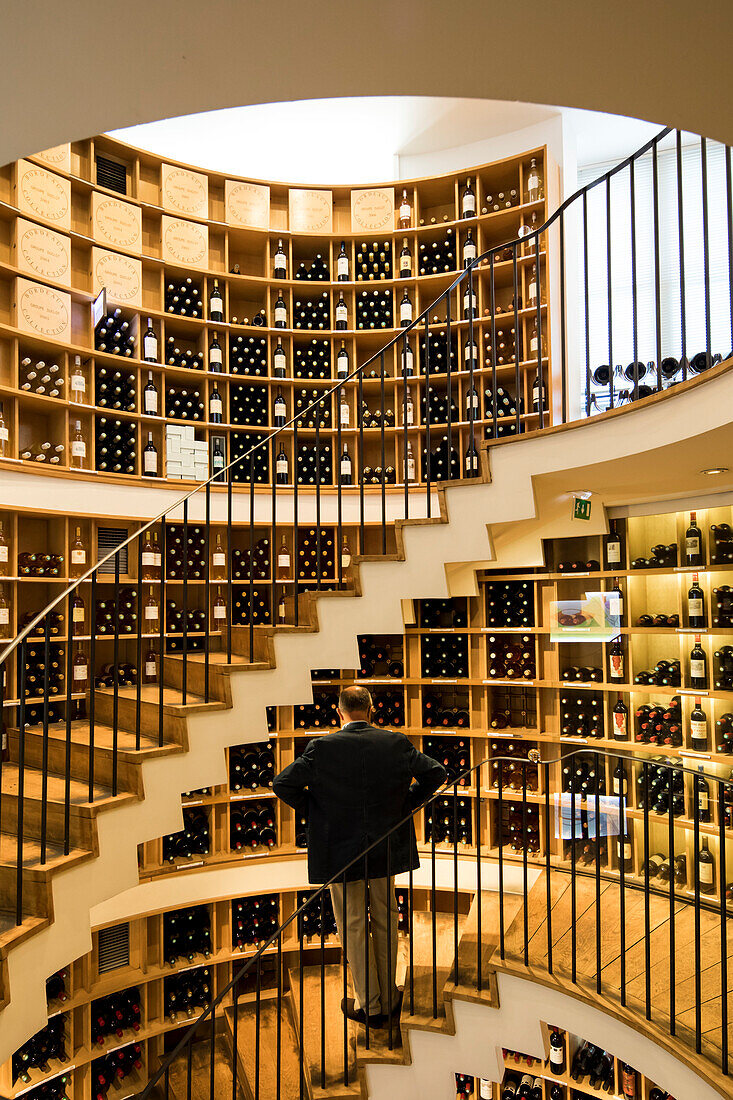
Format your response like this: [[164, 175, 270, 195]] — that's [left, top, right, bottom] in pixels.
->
[[0, 135, 551, 488]]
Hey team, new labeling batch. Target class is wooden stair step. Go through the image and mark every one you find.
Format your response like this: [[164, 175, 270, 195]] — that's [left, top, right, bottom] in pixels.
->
[[288, 964, 362, 1098], [96, 683, 228, 716], [149, 1032, 237, 1100], [400, 910, 466, 1032], [223, 994, 301, 1100], [453, 888, 521, 1000]]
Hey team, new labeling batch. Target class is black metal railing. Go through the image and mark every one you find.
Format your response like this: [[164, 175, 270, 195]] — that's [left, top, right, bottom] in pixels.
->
[[135, 747, 732, 1100], [1, 123, 733, 1081]]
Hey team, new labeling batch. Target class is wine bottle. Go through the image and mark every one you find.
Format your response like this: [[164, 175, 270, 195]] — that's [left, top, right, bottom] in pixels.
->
[[608, 637, 624, 681], [70, 420, 86, 470], [688, 572, 706, 628], [548, 1029, 565, 1073], [335, 293, 348, 331], [0, 521, 8, 578], [690, 697, 708, 751], [340, 443, 352, 485], [463, 229, 477, 268], [339, 392, 350, 429], [209, 332, 223, 373], [143, 432, 158, 477], [605, 520, 623, 568], [527, 157, 542, 203], [273, 239, 287, 279], [70, 526, 87, 577], [398, 189, 411, 229], [209, 279, 224, 322], [400, 289, 413, 328], [698, 836, 715, 895], [690, 634, 708, 689], [209, 386, 223, 424], [276, 446, 289, 484], [144, 372, 159, 415], [337, 341, 349, 379], [274, 389, 286, 428], [213, 586, 226, 628], [337, 240, 349, 281], [0, 585, 9, 638], [612, 695, 628, 740], [685, 511, 704, 566], [464, 441, 479, 476], [273, 339, 287, 378], [274, 293, 287, 329], [143, 318, 158, 362], [461, 177, 476, 218], [398, 237, 412, 279], [71, 354, 86, 403], [405, 440, 416, 482]]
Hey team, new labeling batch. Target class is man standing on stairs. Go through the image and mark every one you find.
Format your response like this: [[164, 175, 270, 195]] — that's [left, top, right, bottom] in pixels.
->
[[273, 684, 446, 1027]]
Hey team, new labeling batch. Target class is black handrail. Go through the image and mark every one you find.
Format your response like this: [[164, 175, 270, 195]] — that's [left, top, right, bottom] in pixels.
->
[[139, 744, 733, 1098]]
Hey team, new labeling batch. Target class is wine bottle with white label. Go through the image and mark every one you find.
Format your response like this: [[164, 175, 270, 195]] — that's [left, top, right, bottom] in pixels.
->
[[685, 511, 704, 566], [612, 695, 628, 740], [274, 388, 287, 428], [462, 228, 477, 268], [690, 697, 708, 750], [209, 279, 224, 322], [143, 318, 158, 362], [398, 189, 411, 229], [690, 634, 708, 688], [71, 355, 86, 403], [464, 442, 479, 476], [461, 177, 476, 219], [0, 521, 8, 577], [604, 520, 623, 569], [143, 432, 158, 477], [697, 835, 715, 895], [688, 573, 706, 628], [527, 156, 542, 203], [273, 339, 287, 379], [144, 372, 159, 416], [337, 342, 349, 379], [274, 294, 288, 329], [608, 579, 624, 624], [209, 386, 223, 425], [70, 420, 86, 470], [70, 526, 87, 577], [339, 443, 352, 485], [212, 533, 227, 578], [273, 239, 287, 279], [276, 537, 291, 580], [275, 446, 289, 485], [335, 293, 348, 331], [399, 289, 412, 328], [336, 240, 349, 282], [209, 332, 223, 373], [399, 238, 412, 278]]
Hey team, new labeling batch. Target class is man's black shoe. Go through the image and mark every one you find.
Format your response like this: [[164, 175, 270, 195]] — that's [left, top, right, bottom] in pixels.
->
[[340, 997, 385, 1027], [385, 988, 403, 1017]]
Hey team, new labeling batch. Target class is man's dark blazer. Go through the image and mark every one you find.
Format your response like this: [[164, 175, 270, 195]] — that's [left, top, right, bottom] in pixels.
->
[[273, 721, 447, 884]]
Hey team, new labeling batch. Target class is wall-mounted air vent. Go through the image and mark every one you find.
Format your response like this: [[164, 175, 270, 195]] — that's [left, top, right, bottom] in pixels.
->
[[98, 922, 130, 973], [96, 154, 128, 195], [97, 527, 129, 575]]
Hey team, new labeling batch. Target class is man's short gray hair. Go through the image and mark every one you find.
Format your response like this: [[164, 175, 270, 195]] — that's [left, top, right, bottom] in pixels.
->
[[339, 685, 373, 715]]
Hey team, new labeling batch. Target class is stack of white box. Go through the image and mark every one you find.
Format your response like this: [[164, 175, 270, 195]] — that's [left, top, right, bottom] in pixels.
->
[[166, 425, 209, 481]]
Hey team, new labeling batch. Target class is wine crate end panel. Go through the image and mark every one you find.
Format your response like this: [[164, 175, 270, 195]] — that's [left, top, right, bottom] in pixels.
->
[[161, 162, 209, 219], [288, 189, 333, 233], [225, 180, 270, 229], [351, 188, 395, 233], [14, 217, 71, 286], [15, 159, 71, 230], [91, 247, 143, 308], [161, 215, 209, 270], [91, 192, 142, 253], [31, 143, 72, 175], [14, 277, 71, 342]]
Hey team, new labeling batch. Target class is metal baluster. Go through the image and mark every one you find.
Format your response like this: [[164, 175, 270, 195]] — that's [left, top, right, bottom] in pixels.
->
[[468, 263, 476, 469], [652, 139, 663, 391], [535, 242, 545, 427], [271, 438, 278, 612], [135, 536, 142, 749], [15, 642, 26, 923], [359, 369, 365, 555], [668, 756, 676, 1036], [320, 891, 326, 1087], [446, 292, 454, 483], [431, 795, 438, 1017], [719, 781, 728, 1075], [380, 350, 386, 554], [249, 455, 255, 657], [336, 365, 343, 588], [490, 254, 497, 438], [186, 1034, 192, 1100], [299, 906, 305, 1100], [89, 570, 96, 796], [40, 615, 50, 863], [227, 471, 233, 657], [255, 955, 261, 1100], [63, 600, 72, 854], [545, 760, 552, 974], [620, 756, 627, 1007], [204, 483, 210, 703], [643, 760, 651, 1019], [583, 190, 591, 415], [424, 316, 431, 516], [0, 659, 4, 843], [182, 500, 188, 702], [701, 137, 712, 369], [727, 146, 733, 355], [594, 750, 601, 993], [112, 551, 120, 796], [498, 758, 505, 959], [158, 524, 166, 747], [677, 130, 688, 379], [693, 765, 702, 1053], [559, 212, 568, 423], [403, 331, 409, 518], [315, 419, 321, 593], [233, 973, 240, 1100], [293, 412, 299, 628], [408, 860, 414, 1013], [452, 783, 459, 985], [512, 246, 521, 434], [364, 853, 370, 1048], [209, 1000, 216, 1100], [341, 873, 348, 1086], [606, 175, 615, 408], [387, 833, 394, 1050], [630, 159, 639, 401], [276, 934, 282, 1100], [475, 774, 482, 992], [571, 781, 577, 983], [522, 760, 529, 965]]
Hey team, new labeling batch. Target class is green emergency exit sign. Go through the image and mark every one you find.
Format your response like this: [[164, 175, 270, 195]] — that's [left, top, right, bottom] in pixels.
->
[[573, 496, 592, 521]]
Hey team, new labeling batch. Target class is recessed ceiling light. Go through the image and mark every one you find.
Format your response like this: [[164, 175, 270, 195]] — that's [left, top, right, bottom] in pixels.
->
[[701, 467, 729, 475]]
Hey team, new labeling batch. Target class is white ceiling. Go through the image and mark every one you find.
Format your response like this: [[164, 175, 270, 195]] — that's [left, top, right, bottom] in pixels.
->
[[110, 97, 663, 186]]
